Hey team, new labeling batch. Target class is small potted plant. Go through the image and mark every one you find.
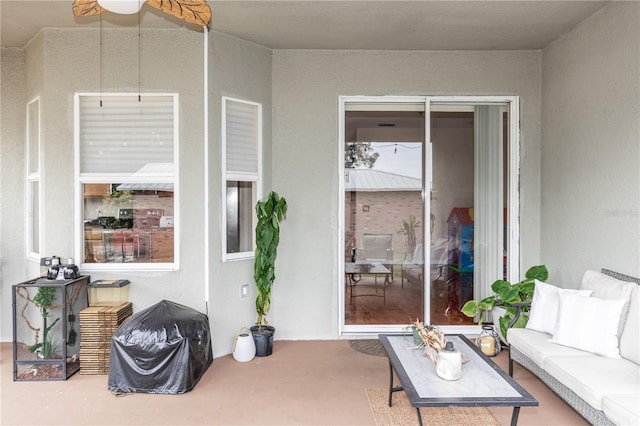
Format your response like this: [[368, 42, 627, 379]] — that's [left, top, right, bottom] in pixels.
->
[[460, 265, 548, 342], [251, 191, 287, 357]]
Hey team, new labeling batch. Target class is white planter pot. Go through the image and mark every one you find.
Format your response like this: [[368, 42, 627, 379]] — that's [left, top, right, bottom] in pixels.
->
[[232, 327, 256, 362]]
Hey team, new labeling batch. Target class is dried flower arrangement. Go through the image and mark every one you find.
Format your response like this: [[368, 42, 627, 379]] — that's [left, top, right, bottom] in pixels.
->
[[410, 319, 447, 366]]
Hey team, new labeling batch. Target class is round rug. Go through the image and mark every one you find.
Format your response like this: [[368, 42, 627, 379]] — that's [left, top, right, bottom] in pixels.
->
[[349, 339, 387, 357]]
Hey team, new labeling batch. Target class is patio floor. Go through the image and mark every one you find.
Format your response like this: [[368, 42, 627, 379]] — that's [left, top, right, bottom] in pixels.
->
[[0, 340, 588, 425]]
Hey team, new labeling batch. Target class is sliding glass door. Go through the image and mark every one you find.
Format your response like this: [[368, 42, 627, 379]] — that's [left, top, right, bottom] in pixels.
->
[[339, 96, 519, 334]]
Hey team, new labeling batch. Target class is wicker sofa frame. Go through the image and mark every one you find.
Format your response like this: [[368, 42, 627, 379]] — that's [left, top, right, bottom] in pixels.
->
[[508, 268, 640, 426]]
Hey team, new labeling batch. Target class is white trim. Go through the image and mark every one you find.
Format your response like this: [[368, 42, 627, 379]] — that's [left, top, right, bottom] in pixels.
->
[[423, 99, 432, 325], [338, 95, 520, 336], [337, 97, 346, 336], [508, 100, 521, 282], [74, 92, 180, 270], [26, 96, 42, 261], [203, 26, 210, 309]]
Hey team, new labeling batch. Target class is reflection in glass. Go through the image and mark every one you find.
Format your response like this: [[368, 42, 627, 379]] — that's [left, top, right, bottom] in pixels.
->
[[226, 181, 254, 254], [344, 109, 424, 326], [82, 183, 174, 264], [29, 181, 40, 254]]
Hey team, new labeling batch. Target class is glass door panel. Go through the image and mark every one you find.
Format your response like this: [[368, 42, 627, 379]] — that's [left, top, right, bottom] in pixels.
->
[[428, 103, 509, 326], [340, 97, 517, 333], [344, 105, 425, 326]]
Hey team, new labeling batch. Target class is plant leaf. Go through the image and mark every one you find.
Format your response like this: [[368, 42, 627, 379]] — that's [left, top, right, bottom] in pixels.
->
[[477, 296, 497, 311], [491, 280, 511, 294], [525, 265, 548, 281], [460, 300, 478, 317]]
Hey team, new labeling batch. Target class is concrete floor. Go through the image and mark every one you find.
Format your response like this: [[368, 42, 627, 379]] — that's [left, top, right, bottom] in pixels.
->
[[1, 340, 588, 425]]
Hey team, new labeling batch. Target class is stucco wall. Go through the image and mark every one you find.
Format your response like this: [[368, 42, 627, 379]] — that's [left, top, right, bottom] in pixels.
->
[[207, 31, 273, 357], [541, 2, 640, 285], [0, 48, 28, 340], [271, 50, 542, 340], [0, 27, 206, 342]]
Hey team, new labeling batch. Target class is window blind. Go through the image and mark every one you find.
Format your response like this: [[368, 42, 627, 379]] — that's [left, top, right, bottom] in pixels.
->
[[225, 99, 259, 175], [79, 95, 175, 174]]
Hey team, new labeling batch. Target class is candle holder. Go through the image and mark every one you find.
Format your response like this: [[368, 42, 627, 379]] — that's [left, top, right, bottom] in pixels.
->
[[476, 325, 501, 357]]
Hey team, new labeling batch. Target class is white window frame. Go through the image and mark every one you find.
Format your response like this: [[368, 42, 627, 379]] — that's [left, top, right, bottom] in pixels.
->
[[221, 97, 263, 261], [26, 96, 42, 261], [74, 92, 180, 271]]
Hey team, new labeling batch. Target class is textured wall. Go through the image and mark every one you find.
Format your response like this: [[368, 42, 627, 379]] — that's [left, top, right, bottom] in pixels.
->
[[0, 27, 206, 341], [0, 48, 28, 340], [271, 49, 542, 339], [207, 31, 273, 357], [541, 2, 640, 285]]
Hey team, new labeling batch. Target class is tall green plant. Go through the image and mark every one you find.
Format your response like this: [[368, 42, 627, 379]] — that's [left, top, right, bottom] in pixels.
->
[[29, 286, 60, 358], [254, 191, 287, 330]]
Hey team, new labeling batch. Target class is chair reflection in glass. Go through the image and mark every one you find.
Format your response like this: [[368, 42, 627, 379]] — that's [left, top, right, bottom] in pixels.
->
[[349, 233, 393, 285], [361, 233, 393, 283]]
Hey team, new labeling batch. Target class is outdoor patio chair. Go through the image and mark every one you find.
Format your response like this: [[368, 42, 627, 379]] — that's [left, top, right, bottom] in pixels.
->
[[359, 233, 394, 283]]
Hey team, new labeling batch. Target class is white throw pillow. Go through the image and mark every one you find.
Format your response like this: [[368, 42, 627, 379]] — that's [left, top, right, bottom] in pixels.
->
[[580, 270, 636, 335], [551, 292, 627, 357], [526, 279, 592, 335]]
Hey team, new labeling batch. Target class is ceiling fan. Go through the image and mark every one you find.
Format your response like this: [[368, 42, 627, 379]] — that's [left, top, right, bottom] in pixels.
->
[[72, 0, 211, 26]]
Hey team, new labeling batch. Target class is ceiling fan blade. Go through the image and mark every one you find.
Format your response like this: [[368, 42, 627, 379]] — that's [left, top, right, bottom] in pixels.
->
[[146, 0, 211, 26], [72, 0, 106, 17]]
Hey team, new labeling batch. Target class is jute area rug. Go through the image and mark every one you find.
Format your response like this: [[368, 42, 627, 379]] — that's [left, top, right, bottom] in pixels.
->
[[366, 388, 500, 426]]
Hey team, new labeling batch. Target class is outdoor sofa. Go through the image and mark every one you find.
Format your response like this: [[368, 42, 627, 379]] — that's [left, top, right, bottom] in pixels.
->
[[508, 269, 640, 426]]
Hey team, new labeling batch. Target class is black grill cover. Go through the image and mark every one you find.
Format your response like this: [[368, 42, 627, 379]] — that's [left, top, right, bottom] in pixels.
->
[[108, 300, 213, 394]]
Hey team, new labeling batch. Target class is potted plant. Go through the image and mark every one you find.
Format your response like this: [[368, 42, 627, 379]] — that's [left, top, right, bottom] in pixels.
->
[[250, 191, 287, 357], [460, 265, 548, 342], [30, 286, 61, 359]]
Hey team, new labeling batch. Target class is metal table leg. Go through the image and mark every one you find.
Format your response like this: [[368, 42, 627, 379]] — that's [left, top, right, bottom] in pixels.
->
[[511, 407, 521, 426], [387, 359, 404, 406], [388, 358, 422, 423]]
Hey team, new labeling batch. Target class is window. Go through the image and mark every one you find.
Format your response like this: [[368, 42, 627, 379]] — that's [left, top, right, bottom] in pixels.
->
[[75, 93, 179, 270], [222, 97, 262, 260], [26, 97, 41, 259]]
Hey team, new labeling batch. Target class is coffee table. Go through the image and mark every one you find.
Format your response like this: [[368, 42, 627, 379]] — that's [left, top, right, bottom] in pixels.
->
[[345, 262, 392, 304], [379, 334, 537, 426]]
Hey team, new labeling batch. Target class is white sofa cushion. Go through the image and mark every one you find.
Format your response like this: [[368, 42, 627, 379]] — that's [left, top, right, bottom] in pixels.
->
[[508, 328, 592, 369], [551, 293, 626, 358], [620, 286, 640, 365], [581, 270, 637, 335], [602, 394, 640, 426], [526, 279, 592, 335], [544, 356, 640, 410]]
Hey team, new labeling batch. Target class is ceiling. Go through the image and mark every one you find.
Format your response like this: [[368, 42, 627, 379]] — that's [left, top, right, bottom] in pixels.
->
[[1, 0, 610, 50]]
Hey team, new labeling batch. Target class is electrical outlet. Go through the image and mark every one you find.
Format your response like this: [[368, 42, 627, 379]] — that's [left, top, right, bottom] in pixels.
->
[[241, 284, 249, 298]]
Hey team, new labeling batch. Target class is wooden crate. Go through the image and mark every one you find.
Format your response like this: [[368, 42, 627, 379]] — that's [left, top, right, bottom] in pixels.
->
[[79, 302, 133, 375]]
